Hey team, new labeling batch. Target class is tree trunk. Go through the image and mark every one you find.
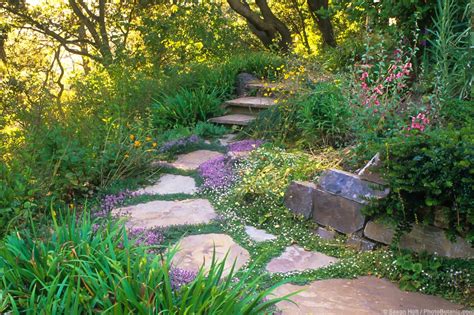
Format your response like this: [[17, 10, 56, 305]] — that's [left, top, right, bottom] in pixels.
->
[[227, 0, 292, 52], [307, 0, 336, 47]]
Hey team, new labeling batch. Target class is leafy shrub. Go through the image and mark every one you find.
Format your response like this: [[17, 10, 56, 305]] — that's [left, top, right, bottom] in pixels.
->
[[0, 210, 289, 313], [152, 87, 224, 129], [394, 253, 473, 296], [295, 82, 351, 147], [367, 127, 474, 243], [194, 121, 229, 138], [0, 161, 38, 235], [439, 99, 474, 128], [246, 103, 299, 145]]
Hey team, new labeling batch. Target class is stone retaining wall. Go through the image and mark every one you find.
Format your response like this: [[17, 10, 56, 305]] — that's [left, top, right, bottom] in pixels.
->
[[283, 167, 473, 259]]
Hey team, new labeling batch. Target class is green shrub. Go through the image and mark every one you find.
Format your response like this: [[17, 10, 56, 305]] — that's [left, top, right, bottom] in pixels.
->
[[0, 210, 290, 313], [295, 82, 351, 148], [246, 103, 299, 146], [366, 127, 474, 243], [194, 121, 229, 138], [439, 99, 474, 128], [152, 87, 224, 129], [0, 161, 38, 236]]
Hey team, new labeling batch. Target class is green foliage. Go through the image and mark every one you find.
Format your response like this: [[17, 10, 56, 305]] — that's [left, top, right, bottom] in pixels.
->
[[152, 87, 224, 129], [0, 210, 289, 313], [438, 99, 474, 128], [429, 0, 471, 101], [246, 103, 299, 145], [194, 122, 229, 139], [367, 127, 474, 242], [223, 146, 340, 226], [248, 82, 351, 148], [0, 161, 38, 235], [395, 253, 473, 296], [295, 82, 351, 147]]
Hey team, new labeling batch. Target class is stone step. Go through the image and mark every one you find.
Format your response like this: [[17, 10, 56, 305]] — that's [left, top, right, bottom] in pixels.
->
[[224, 97, 277, 109], [209, 114, 255, 126]]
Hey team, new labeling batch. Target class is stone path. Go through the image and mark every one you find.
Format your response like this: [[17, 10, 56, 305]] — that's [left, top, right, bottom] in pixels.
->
[[136, 174, 197, 195], [272, 276, 463, 314], [168, 150, 223, 171], [245, 225, 277, 242], [266, 245, 338, 274], [172, 233, 250, 277], [113, 140, 466, 312], [113, 199, 217, 228]]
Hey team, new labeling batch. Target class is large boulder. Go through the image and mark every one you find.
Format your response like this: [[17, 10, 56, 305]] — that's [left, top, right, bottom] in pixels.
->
[[283, 181, 317, 219], [318, 169, 389, 204], [312, 188, 366, 234], [312, 169, 389, 234], [364, 221, 474, 259]]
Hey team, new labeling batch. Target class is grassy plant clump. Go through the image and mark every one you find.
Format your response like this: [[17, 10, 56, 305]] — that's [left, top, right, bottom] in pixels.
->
[[0, 210, 290, 314]]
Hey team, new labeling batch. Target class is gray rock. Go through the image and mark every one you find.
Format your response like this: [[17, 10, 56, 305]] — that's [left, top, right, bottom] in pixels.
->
[[346, 235, 376, 251], [363, 221, 395, 245], [266, 245, 338, 274], [314, 227, 336, 240], [236, 72, 258, 96], [244, 225, 277, 242], [284, 181, 317, 219], [364, 221, 474, 258], [312, 188, 366, 234], [319, 169, 389, 204], [358, 153, 387, 185]]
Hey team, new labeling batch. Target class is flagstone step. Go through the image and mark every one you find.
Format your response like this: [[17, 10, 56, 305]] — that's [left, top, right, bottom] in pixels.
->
[[172, 233, 250, 277], [209, 114, 255, 126], [135, 174, 197, 195], [272, 276, 463, 314], [112, 199, 217, 228], [245, 81, 281, 90], [266, 245, 338, 274], [224, 97, 277, 109]]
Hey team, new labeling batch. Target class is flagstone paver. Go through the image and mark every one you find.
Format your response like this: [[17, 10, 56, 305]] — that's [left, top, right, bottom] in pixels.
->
[[136, 174, 197, 195], [244, 225, 277, 242], [172, 233, 250, 277], [113, 199, 217, 228], [266, 245, 338, 274], [272, 276, 463, 315], [168, 150, 224, 171]]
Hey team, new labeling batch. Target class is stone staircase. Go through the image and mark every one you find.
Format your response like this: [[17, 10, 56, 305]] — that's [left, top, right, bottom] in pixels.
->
[[209, 80, 281, 126]]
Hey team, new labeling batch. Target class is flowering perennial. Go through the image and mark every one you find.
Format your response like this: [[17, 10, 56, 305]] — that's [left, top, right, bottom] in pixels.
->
[[199, 156, 235, 190], [169, 268, 197, 291], [93, 190, 138, 218], [407, 112, 430, 132], [159, 135, 201, 153], [228, 139, 264, 152]]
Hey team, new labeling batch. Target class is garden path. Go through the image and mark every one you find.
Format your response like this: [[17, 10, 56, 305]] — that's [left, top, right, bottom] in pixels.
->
[[112, 136, 464, 314]]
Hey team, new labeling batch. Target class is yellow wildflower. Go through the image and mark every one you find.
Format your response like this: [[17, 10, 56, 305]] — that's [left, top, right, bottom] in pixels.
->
[[152, 142, 158, 148], [146, 136, 152, 142], [134, 140, 141, 147], [129, 134, 135, 141]]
